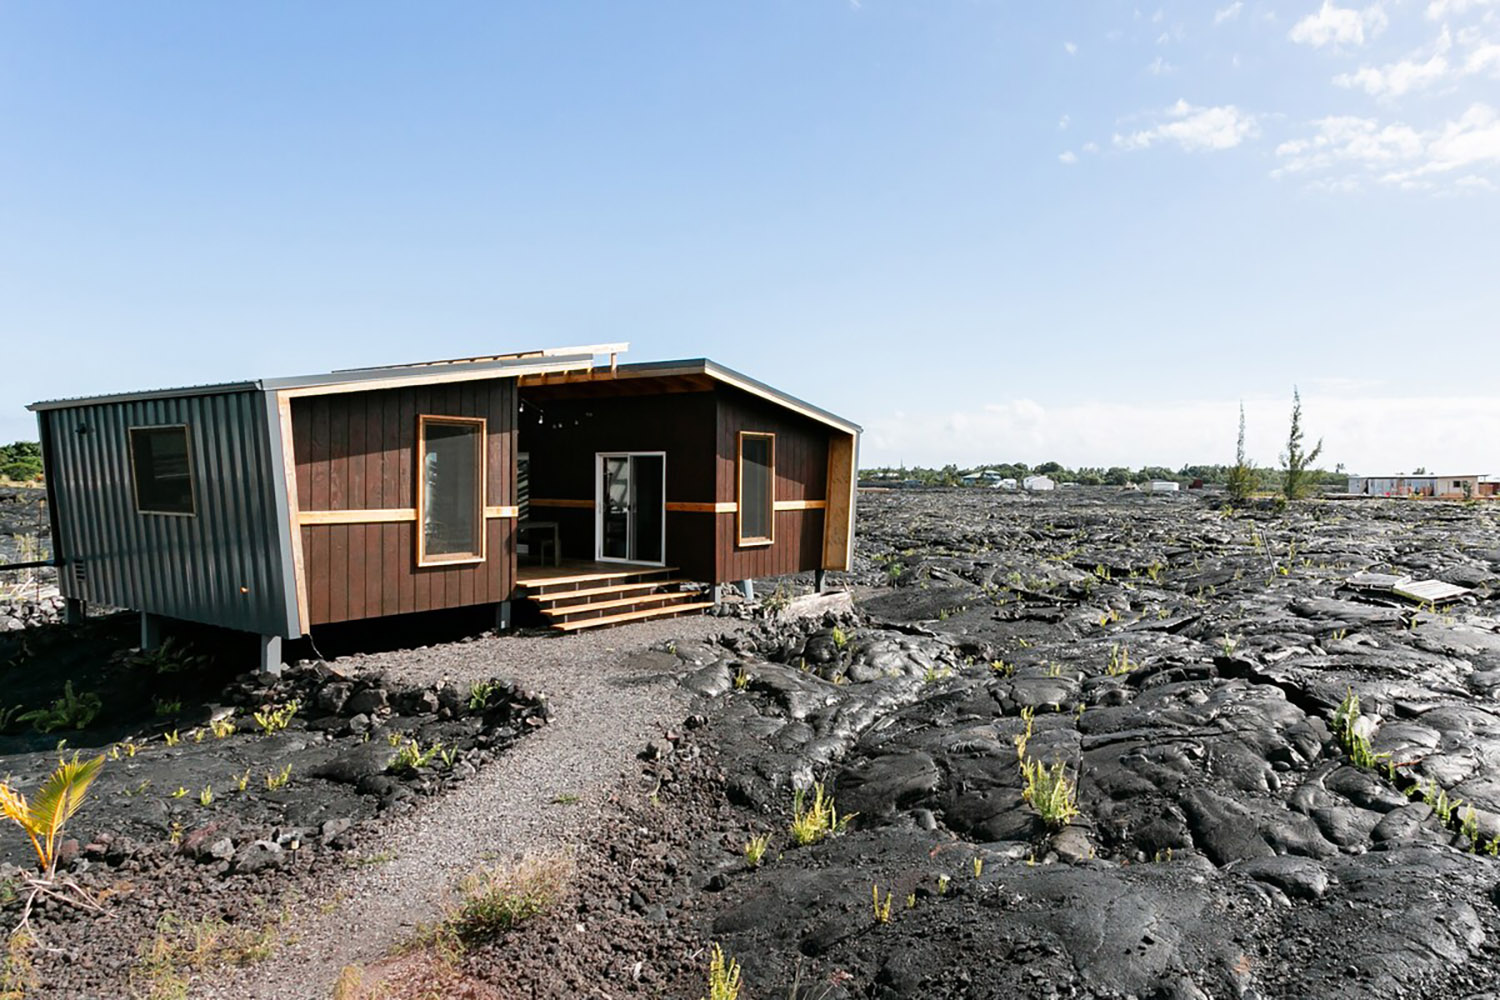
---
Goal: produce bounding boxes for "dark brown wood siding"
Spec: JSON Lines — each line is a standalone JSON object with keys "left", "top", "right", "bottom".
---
{"left": 518, "top": 389, "right": 717, "bottom": 581}
{"left": 715, "top": 386, "right": 830, "bottom": 582}
{"left": 291, "top": 379, "right": 515, "bottom": 626}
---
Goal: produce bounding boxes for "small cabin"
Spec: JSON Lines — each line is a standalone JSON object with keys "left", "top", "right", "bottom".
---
{"left": 28, "top": 345, "right": 860, "bottom": 670}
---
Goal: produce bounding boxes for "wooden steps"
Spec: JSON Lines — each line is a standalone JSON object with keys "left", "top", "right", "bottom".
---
{"left": 516, "top": 564, "right": 712, "bottom": 632}
{"left": 551, "top": 600, "right": 716, "bottom": 632}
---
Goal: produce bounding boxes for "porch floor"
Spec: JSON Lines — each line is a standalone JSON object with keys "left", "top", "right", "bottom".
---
{"left": 516, "top": 559, "right": 681, "bottom": 588}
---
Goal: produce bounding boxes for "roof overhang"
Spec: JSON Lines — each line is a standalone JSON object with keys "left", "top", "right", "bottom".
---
{"left": 519, "top": 358, "right": 861, "bottom": 436}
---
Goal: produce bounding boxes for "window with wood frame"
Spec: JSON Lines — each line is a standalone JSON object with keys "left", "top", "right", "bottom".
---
{"left": 417, "top": 415, "right": 486, "bottom": 566}
{"left": 737, "top": 431, "right": 775, "bottom": 546}
{"left": 129, "top": 425, "right": 196, "bottom": 516}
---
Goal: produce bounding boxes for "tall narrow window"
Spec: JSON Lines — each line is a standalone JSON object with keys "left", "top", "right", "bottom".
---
{"left": 129, "top": 425, "right": 195, "bottom": 515}
{"left": 737, "top": 432, "right": 775, "bottom": 546}
{"left": 417, "top": 415, "right": 486, "bottom": 566}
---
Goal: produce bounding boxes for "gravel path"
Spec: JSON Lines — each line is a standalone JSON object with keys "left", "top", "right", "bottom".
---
{"left": 196, "top": 616, "right": 735, "bottom": 1000}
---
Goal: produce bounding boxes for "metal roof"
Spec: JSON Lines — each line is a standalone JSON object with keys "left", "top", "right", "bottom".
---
{"left": 27, "top": 350, "right": 605, "bottom": 412}
{"left": 27, "top": 345, "right": 862, "bottom": 435}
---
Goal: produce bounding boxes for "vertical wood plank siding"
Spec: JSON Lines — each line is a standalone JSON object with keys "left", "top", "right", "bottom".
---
{"left": 517, "top": 390, "right": 718, "bottom": 581}
{"left": 291, "top": 379, "right": 515, "bottom": 626}
{"left": 715, "top": 387, "right": 830, "bottom": 582}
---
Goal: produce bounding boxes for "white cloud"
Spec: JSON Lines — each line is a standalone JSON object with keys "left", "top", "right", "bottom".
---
{"left": 1083, "top": 141, "right": 1101, "bottom": 153}
{"left": 1116, "top": 100, "right": 1260, "bottom": 152}
{"left": 1336, "top": 51, "right": 1451, "bottom": 96}
{"left": 1427, "top": 0, "right": 1498, "bottom": 18}
{"left": 1147, "top": 55, "right": 1175, "bottom": 74}
{"left": 1059, "top": 150, "right": 1079, "bottom": 164}
{"left": 1216, "top": 2, "right": 1245, "bottom": 23}
{"left": 1276, "top": 104, "right": 1500, "bottom": 187}
{"left": 1064, "top": 41, "right": 1078, "bottom": 55}
{"left": 860, "top": 393, "right": 1500, "bottom": 473}
{"left": 1467, "top": 42, "right": 1500, "bottom": 73}
{"left": 1059, "top": 114, "right": 1071, "bottom": 130}
{"left": 1290, "top": 2, "right": 1389, "bottom": 48}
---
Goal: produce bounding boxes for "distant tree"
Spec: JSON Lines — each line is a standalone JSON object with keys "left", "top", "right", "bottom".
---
{"left": 1281, "top": 387, "right": 1324, "bottom": 500}
{"left": 1413, "top": 466, "right": 1428, "bottom": 475}
{"left": 1226, "top": 403, "right": 1256, "bottom": 502}
{"left": 1103, "top": 466, "right": 1133, "bottom": 486}
{"left": 1137, "top": 466, "right": 1176, "bottom": 483}
{"left": 1033, "top": 461, "right": 1063, "bottom": 476}
{"left": 0, "top": 441, "right": 43, "bottom": 483}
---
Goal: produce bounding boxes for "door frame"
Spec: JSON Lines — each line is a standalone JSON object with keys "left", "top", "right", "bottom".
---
{"left": 594, "top": 451, "right": 667, "bottom": 566}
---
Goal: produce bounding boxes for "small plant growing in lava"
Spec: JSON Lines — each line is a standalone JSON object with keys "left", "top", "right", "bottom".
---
{"left": 871, "top": 884, "right": 893, "bottom": 924}
{"left": 703, "top": 943, "right": 742, "bottom": 1000}
{"left": 743, "top": 833, "right": 770, "bottom": 868}
{"left": 789, "top": 782, "right": 853, "bottom": 846}
{"left": 1332, "top": 689, "right": 1388, "bottom": 771}
{"left": 1020, "top": 757, "right": 1080, "bottom": 829}
{"left": 1105, "top": 645, "right": 1135, "bottom": 677}
{"left": 0, "top": 753, "right": 107, "bottom": 935}
{"left": 253, "top": 701, "right": 298, "bottom": 735}
{"left": 17, "top": 682, "right": 102, "bottom": 734}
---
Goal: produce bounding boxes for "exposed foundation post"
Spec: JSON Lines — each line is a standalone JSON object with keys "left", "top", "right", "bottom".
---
{"left": 713, "top": 585, "right": 723, "bottom": 609}
{"left": 258, "top": 634, "right": 283, "bottom": 677}
{"left": 496, "top": 600, "right": 513, "bottom": 632}
{"left": 140, "top": 612, "right": 163, "bottom": 651}
{"left": 65, "top": 598, "right": 86, "bottom": 625}
{"left": 815, "top": 570, "right": 827, "bottom": 594}
{"left": 738, "top": 579, "right": 756, "bottom": 602}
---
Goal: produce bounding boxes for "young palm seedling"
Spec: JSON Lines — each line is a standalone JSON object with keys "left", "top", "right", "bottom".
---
{"left": 703, "top": 943, "right": 742, "bottom": 1000}
{"left": 0, "top": 753, "right": 107, "bottom": 938}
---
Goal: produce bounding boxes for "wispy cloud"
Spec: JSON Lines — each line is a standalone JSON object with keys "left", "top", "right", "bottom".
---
{"left": 1215, "top": 2, "right": 1245, "bottom": 23}
{"left": 1064, "top": 41, "right": 1078, "bottom": 55}
{"left": 1427, "top": 0, "right": 1499, "bottom": 19}
{"left": 1059, "top": 150, "right": 1079, "bottom": 165}
{"left": 1147, "top": 55, "right": 1176, "bottom": 74}
{"left": 1275, "top": 103, "right": 1500, "bottom": 188}
{"left": 1116, "top": 100, "right": 1260, "bottom": 152}
{"left": 1289, "top": 2, "right": 1389, "bottom": 48}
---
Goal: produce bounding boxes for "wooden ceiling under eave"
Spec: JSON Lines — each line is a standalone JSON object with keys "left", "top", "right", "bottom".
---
{"left": 517, "top": 371, "right": 717, "bottom": 402}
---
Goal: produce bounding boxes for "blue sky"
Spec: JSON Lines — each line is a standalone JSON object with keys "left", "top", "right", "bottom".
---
{"left": 2, "top": 1, "right": 1497, "bottom": 473}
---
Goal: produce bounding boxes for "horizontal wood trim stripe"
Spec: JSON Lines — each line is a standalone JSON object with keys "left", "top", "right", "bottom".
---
{"left": 664, "top": 500, "right": 828, "bottom": 514}
{"left": 665, "top": 501, "right": 738, "bottom": 513}
{"left": 774, "top": 499, "right": 827, "bottom": 511}
{"left": 300, "top": 505, "right": 519, "bottom": 525}
{"left": 299, "top": 508, "right": 416, "bottom": 525}
{"left": 530, "top": 498, "right": 596, "bottom": 509}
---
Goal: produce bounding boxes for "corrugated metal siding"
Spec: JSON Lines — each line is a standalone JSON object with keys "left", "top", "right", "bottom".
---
{"left": 41, "top": 390, "right": 293, "bottom": 636}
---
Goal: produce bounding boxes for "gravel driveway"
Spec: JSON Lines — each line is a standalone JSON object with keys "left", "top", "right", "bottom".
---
{"left": 196, "top": 616, "right": 735, "bottom": 1000}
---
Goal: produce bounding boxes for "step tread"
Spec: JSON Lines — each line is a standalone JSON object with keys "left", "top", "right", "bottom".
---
{"left": 533, "top": 579, "right": 695, "bottom": 604}
{"left": 551, "top": 601, "right": 716, "bottom": 632}
{"left": 520, "top": 566, "right": 678, "bottom": 590}
{"left": 541, "top": 591, "right": 702, "bottom": 618}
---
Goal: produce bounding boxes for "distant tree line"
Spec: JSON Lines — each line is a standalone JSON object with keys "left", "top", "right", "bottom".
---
{"left": 860, "top": 461, "right": 1345, "bottom": 489}
{"left": 867, "top": 390, "right": 1345, "bottom": 500}
{"left": 0, "top": 441, "right": 43, "bottom": 483}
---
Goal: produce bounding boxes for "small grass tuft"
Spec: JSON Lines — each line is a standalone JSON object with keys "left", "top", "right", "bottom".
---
{"left": 871, "top": 884, "right": 892, "bottom": 924}
{"left": 253, "top": 701, "right": 298, "bottom": 735}
{"left": 743, "top": 833, "right": 771, "bottom": 868}
{"left": 426, "top": 855, "right": 571, "bottom": 955}
{"left": 789, "top": 782, "right": 853, "bottom": 846}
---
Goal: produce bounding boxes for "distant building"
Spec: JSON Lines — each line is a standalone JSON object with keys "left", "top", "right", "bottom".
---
{"left": 1347, "top": 474, "right": 1490, "bottom": 498}
{"left": 998, "top": 478, "right": 1018, "bottom": 490}
{"left": 1023, "top": 475, "right": 1055, "bottom": 492}
{"left": 1146, "top": 481, "right": 1179, "bottom": 493}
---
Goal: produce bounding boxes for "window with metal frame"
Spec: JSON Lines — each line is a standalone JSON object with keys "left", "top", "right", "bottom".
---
{"left": 417, "top": 415, "right": 487, "bottom": 566}
{"left": 737, "top": 431, "right": 775, "bottom": 546}
{"left": 129, "top": 425, "right": 196, "bottom": 516}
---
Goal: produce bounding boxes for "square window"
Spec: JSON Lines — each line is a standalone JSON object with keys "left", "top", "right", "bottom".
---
{"left": 129, "top": 426, "right": 195, "bottom": 515}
